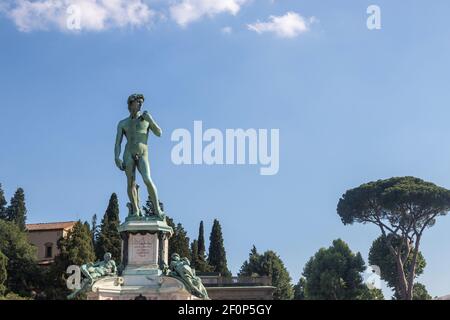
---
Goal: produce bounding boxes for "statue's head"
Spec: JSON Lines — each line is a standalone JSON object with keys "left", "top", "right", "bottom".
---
{"left": 127, "top": 93, "right": 145, "bottom": 115}
{"left": 171, "top": 253, "right": 180, "bottom": 261}
{"left": 104, "top": 252, "right": 112, "bottom": 261}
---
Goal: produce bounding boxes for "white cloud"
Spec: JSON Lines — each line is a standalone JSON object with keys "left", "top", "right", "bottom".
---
{"left": 247, "top": 11, "right": 316, "bottom": 38}
{"left": 221, "top": 26, "right": 232, "bottom": 34}
{"left": 170, "top": 0, "right": 247, "bottom": 27}
{"left": 0, "top": 0, "right": 155, "bottom": 32}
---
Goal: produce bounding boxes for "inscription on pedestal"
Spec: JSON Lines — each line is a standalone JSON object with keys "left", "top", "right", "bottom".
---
{"left": 128, "top": 233, "right": 158, "bottom": 265}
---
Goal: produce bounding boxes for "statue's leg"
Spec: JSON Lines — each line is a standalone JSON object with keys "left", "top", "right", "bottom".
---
{"left": 137, "top": 156, "right": 163, "bottom": 216}
{"left": 136, "top": 184, "right": 141, "bottom": 216}
{"left": 81, "top": 265, "right": 94, "bottom": 285}
{"left": 125, "top": 157, "right": 140, "bottom": 216}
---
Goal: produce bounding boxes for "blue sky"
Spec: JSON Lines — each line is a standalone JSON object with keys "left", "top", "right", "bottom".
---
{"left": 1, "top": 0, "right": 450, "bottom": 298}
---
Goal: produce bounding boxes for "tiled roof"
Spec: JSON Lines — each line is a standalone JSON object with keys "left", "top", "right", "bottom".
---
{"left": 26, "top": 221, "right": 77, "bottom": 231}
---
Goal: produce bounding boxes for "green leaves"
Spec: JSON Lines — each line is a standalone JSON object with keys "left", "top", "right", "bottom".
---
{"left": 337, "top": 176, "right": 450, "bottom": 299}
{"left": 368, "top": 234, "right": 426, "bottom": 295}
{"left": 47, "top": 221, "right": 96, "bottom": 299}
{"left": 0, "top": 184, "right": 7, "bottom": 220}
{"left": 208, "top": 219, "right": 231, "bottom": 277}
{"left": 57, "top": 221, "right": 96, "bottom": 267}
{"left": 166, "top": 216, "right": 191, "bottom": 261}
{"left": 302, "top": 239, "right": 368, "bottom": 300}
{"left": 412, "top": 283, "right": 432, "bottom": 300}
{"left": 95, "top": 193, "right": 121, "bottom": 263}
{"left": 190, "top": 223, "right": 213, "bottom": 273}
{"left": 239, "top": 246, "right": 294, "bottom": 300}
{"left": 337, "top": 176, "right": 450, "bottom": 228}
{"left": 0, "top": 250, "right": 7, "bottom": 296}
{"left": 0, "top": 220, "right": 38, "bottom": 297}
{"left": 5, "top": 188, "right": 27, "bottom": 231}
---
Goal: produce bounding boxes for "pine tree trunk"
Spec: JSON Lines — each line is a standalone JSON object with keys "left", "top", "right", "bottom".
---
{"left": 395, "top": 256, "right": 409, "bottom": 300}
{"left": 406, "top": 236, "right": 421, "bottom": 300}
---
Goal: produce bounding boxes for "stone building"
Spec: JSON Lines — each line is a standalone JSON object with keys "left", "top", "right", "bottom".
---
{"left": 26, "top": 221, "right": 76, "bottom": 266}
{"left": 198, "top": 273, "right": 275, "bottom": 300}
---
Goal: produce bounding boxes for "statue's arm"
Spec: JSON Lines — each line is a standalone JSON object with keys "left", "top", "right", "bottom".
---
{"left": 143, "top": 111, "right": 162, "bottom": 137}
{"left": 110, "top": 261, "right": 117, "bottom": 275}
{"left": 114, "top": 123, "right": 125, "bottom": 170}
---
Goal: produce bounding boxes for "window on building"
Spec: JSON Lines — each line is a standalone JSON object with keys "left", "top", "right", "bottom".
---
{"left": 45, "top": 243, "right": 53, "bottom": 258}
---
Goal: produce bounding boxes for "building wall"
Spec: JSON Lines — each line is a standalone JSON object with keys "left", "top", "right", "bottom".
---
{"left": 28, "top": 230, "right": 64, "bottom": 262}
{"left": 199, "top": 275, "right": 275, "bottom": 300}
{"left": 206, "top": 287, "right": 275, "bottom": 300}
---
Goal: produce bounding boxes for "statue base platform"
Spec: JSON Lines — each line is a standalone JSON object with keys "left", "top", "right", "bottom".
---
{"left": 90, "top": 216, "right": 199, "bottom": 300}
{"left": 78, "top": 215, "right": 208, "bottom": 300}
{"left": 86, "top": 276, "right": 200, "bottom": 300}
{"left": 118, "top": 217, "right": 172, "bottom": 276}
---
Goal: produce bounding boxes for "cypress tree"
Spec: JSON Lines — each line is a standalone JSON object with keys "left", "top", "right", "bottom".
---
{"left": 166, "top": 216, "right": 175, "bottom": 229}
{"left": 0, "top": 250, "right": 7, "bottom": 296}
{"left": 173, "top": 223, "right": 191, "bottom": 260}
{"left": 239, "top": 246, "right": 294, "bottom": 300}
{"left": 166, "top": 216, "right": 191, "bottom": 260}
{"left": 0, "top": 220, "right": 39, "bottom": 297}
{"left": 208, "top": 219, "right": 231, "bottom": 277}
{"left": 190, "top": 240, "right": 200, "bottom": 269}
{"left": 57, "top": 221, "right": 96, "bottom": 267}
{"left": 95, "top": 194, "right": 121, "bottom": 263}
{"left": 91, "top": 214, "right": 98, "bottom": 247}
{"left": 198, "top": 221, "right": 206, "bottom": 258}
{"left": 0, "top": 184, "right": 7, "bottom": 220}
{"left": 294, "top": 277, "right": 307, "bottom": 300}
{"left": 6, "top": 188, "right": 27, "bottom": 231}
{"left": 48, "top": 221, "right": 96, "bottom": 299}
{"left": 193, "top": 221, "right": 213, "bottom": 273}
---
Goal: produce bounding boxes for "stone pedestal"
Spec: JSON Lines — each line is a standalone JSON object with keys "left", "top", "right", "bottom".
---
{"left": 87, "top": 216, "right": 200, "bottom": 300}
{"left": 87, "top": 276, "right": 200, "bottom": 300}
{"left": 119, "top": 218, "right": 172, "bottom": 276}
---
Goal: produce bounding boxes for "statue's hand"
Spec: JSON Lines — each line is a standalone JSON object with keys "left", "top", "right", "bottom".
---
{"left": 142, "top": 111, "right": 162, "bottom": 137}
{"left": 115, "top": 158, "right": 125, "bottom": 171}
{"left": 141, "top": 111, "right": 151, "bottom": 122}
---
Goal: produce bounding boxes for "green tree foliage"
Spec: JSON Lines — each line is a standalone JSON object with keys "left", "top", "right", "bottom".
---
{"left": 6, "top": 188, "right": 27, "bottom": 231}
{"left": 358, "top": 287, "right": 385, "bottom": 300}
{"left": 95, "top": 194, "right": 121, "bottom": 263}
{"left": 412, "top": 283, "right": 432, "bottom": 300}
{"left": 293, "top": 277, "right": 306, "bottom": 300}
{"left": 208, "top": 219, "right": 231, "bottom": 277}
{"left": 337, "top": 177, "right": 450, "bottom": 300}
{"left": 47, "top": 221, "right": 96, "bottom": 299}
{"left": 0, "top": 250, "right": 7, "bottom": 296}
{"left": 369, "top": 234, "right": 426, "bottom": 298}
{"left": 91, "top": 213, "right": 98, "bottom": 247}
{"left": 166, "top": 216, "right": 175, "bottom": 245}
{"left": 0, "top": 220, "right": 39, "bottom": 297}
{"left": 198, "top": 221, "right": 206, "bottom": 259}
{"left": 0, "top": 183, "right": 7, "bottom": 220}
{"left": 0, "top": 292, "right": 32, "bottom": 300}
{"left": 166, "top": 216, "right": 191, "bottom": 260}
{"left": 191, "top": 221, "right": 213, "bottom": 273}
{"left": 57, "top": 220, "right": 95, "bottom": 266}
{"left": 190, "top": 240, "right": 200, "bottom": 269}
{"left": 239, "top": 246, "right": 294, "bottom": 300}
{"left": 239, "top": 245, "right": 258, "bottom": 277}
{"left": 302, "top": 239, "right": 370, "bottom": 300}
